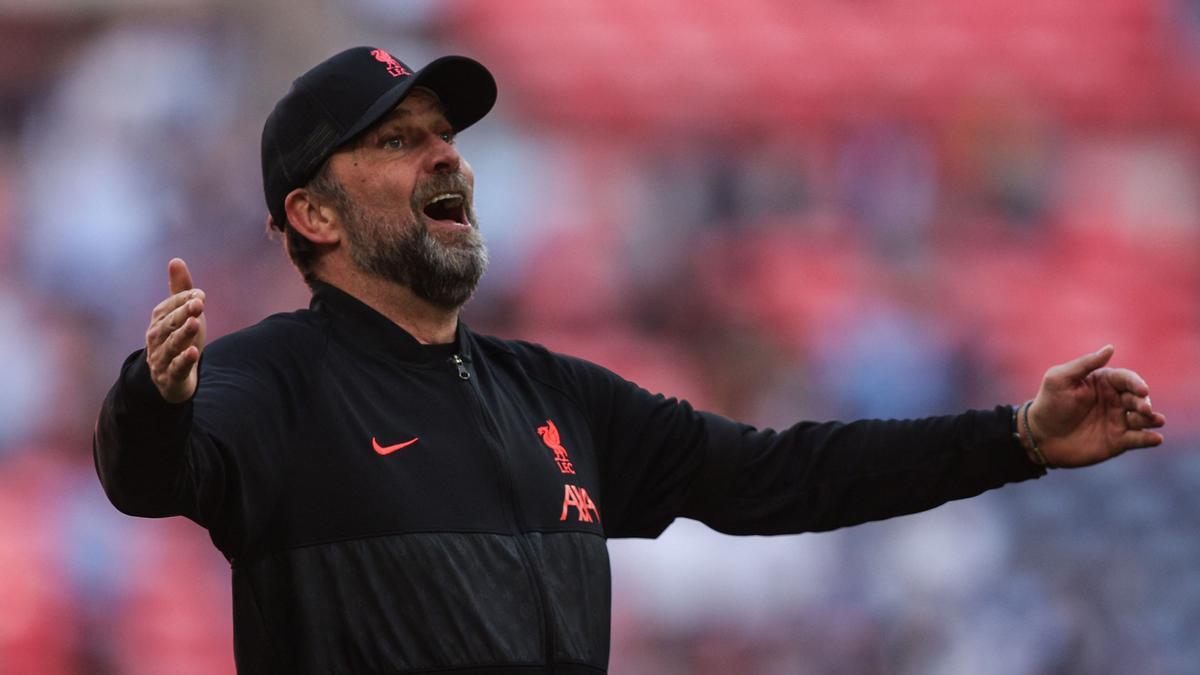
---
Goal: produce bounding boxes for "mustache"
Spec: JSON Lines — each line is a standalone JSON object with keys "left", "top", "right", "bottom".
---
{"left": 411, "top": 172, "right": 473, "bottom": 210}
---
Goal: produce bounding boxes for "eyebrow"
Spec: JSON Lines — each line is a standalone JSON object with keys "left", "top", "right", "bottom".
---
{"left": 361, "top": 98, "right": 451, "bottom": 146}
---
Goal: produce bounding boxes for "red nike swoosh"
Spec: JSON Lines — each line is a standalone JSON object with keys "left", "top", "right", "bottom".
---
{"left": 372, "top": 436, "right": 419, "bottom": 455}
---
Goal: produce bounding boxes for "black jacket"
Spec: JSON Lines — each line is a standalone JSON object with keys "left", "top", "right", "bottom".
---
{"left": 94, "top": 282, "right": 1043, "bottom": 673}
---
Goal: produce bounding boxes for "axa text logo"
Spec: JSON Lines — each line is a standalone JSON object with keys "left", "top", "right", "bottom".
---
{"left": 560, "top": 484, "right": 600, "bottom": 523}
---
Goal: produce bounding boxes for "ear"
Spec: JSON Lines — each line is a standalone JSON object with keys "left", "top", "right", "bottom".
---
{"left": 283, "top": 187, "right": 342, "bottom": 246}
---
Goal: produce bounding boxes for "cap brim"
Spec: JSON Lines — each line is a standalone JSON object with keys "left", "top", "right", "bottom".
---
{"left": 336, "top": 55, "right": 497, "bottom": 147}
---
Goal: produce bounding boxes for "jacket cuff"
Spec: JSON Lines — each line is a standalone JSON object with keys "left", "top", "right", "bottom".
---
{"left": 988, "top": 404, "right": 1048, "bottom": 480}
{"left": 118, "top": 349, "right": 193, "bottom": 428}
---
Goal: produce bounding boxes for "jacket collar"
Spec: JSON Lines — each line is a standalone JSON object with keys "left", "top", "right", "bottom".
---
{"left": 308, "top": 281, "right": 471, "bottom": 365}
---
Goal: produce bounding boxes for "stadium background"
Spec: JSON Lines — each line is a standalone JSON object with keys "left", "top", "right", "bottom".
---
{"left": 1, "top": 0, "right": 1199, "bottom": 672}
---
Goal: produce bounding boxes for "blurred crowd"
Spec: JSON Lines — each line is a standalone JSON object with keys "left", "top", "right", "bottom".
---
{"left": 1, "top": 0, "right": 1198, "bottom": 673}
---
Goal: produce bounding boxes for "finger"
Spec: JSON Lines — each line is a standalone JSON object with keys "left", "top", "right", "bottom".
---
{"left": 149, "top": 321, "right": 195, "bottom": 376}
{"left": 1049, "top": 344, "right": 1114, "bottom": 383}
{"left": 168, "top": 258, "right": 194, "bottom": 295}
{"left": 147, "top": 296, "right": 205, "bottom": 349}
{"left": 1103, "top": 368, "right": 1150, "bottom": 397}
{"left": 167, "top": 344, "right": 200, "bottom": 381}
{"left": 161, "top": 316, "right": 201, "bottom": 362}
{"left": 148, "top": 305, "right": 202, "bottom": 365}
{"left": 151, "top": 288, "right": 205, "bottom": 322}
{"left": 160, "top": 297, "right": 206, "bottom": 334}
{"left": 1120, "top": 429, "right": 1164, "bottom": 451}
{"left": 1119, "top": 391, "right": 1140, "bottom": 411}
{"left": 1118, "top": 391, "right": 1155, "bottom": 415}
{"left": 1124, "top": 411, "right": 1158, "bottom": 430}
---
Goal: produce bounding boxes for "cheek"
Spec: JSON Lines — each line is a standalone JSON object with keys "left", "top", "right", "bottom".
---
{"left": 355, "top": 173, "right": 419, "bottom": 211}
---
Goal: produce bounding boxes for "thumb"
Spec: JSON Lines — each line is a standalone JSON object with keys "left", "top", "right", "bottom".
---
{"left": 168, "top": 258, "right": 194, "bottom": 295}
{"left": 1050, "top": 344, "right": 1114, "bottom": 383}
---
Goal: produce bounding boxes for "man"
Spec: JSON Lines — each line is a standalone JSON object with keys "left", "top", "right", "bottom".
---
{"left": 94, "top": 47, "right": 1166, "bottom": 674}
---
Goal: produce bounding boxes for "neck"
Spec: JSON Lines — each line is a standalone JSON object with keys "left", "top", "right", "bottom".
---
{"left": 319, "top": 266, "right": 460, "bottom": 345}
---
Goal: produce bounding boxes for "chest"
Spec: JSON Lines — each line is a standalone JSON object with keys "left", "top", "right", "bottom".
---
{"left": 277, "top": 350, "right": 603, "bottom": 544}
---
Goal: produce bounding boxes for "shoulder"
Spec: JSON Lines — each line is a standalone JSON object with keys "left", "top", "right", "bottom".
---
{"left": 204, "top": 307, "right": 329, "bottom": 370}
{"left": 470, "top": 331, "right": 625, "bottom": 393}
{"left": 474, "top": 332, "right": 568, "bottom": 371}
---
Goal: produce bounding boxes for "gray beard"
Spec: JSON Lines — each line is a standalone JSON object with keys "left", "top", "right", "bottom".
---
{"left": 341, "top": 198, "right": 488, "bottom": 310}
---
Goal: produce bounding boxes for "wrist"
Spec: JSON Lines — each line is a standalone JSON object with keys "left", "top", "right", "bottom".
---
{"left": 1013, "top": 400, "right": 1051, "bottom": 468}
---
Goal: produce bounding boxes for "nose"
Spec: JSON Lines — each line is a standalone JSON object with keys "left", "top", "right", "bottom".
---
{"left": 427, "top": 135, "right": 462, "bottom": 175}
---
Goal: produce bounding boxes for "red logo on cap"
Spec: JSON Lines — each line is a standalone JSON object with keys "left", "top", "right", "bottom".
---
{"left": 371, "top": 49, "right": 410, "bottom": 78}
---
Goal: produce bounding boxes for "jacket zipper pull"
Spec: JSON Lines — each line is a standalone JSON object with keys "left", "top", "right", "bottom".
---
{"left": 452, "top": 354, "right": 470, "bottom": 380}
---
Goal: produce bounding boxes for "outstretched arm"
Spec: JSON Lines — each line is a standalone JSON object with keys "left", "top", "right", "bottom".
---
{"left": 96, "top": 259, "right": 299, "bottom": 542}
{"left": 579, "top": 346, "right": 1166, "bottom": 538}
{"left": 566, "top": 354, "right": 1042, "bottom": 538}
{"left": 1021, "top": 345, "right": 1165, "bottom": 468}
{"left": 95, "top": 258, "right": 211, "bottom": 517}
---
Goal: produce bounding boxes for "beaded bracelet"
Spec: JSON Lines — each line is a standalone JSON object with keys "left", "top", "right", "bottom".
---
{"left": 1020, "top": 400, "right": 1051, "bottom": 468}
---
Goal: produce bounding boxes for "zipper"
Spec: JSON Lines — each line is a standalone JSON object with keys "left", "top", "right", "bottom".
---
{"left": 452, "top": 354, "right": 470, "bottom": 380}
{"left": 450, "top": 353, "right": 555, "bottom": 666}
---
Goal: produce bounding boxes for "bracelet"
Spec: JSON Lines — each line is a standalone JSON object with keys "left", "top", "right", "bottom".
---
{"left": 1020, "top": 400, "right": 1051, "bottom": 468}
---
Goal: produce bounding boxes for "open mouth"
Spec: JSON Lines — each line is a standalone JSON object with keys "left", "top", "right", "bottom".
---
{"left": 422, "top": 192, "right": 468, "bottom": 226}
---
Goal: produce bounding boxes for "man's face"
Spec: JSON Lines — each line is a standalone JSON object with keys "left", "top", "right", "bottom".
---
{"left": 325, "top": 89, "right": 487, "bottom": 309}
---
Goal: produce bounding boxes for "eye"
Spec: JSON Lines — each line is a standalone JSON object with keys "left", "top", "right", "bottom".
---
{"left": 383, "top": 136, "right": 406, "bottom": 150}
{"left": 439, "top": 131, "right": 456, "bottom": 144}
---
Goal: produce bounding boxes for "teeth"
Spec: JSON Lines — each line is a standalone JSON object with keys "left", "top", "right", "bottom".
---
{"left": 427, "top": 192, "right": 462, "bottom": 206}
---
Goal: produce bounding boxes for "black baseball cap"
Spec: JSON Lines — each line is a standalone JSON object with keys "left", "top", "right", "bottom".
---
{"left": 261, "top": 46, "right": 497, "bottom": 230}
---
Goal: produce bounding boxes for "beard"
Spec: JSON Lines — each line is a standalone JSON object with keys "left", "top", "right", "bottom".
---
{"left": 338, "top": 174, "right": 488, "bottom": 310}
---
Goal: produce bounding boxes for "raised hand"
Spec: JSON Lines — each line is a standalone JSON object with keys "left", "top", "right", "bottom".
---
{"left": 1024, "top": 345, "right": 1165, "bottom": 468}
{"left": 145, "top": 258, "right": 207, "bottom": 403}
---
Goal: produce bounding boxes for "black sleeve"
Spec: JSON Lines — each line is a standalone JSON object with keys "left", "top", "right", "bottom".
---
{"left": 93, "top": 324, "right": 307, "bottom": 543}
{"left": 564, "top": 357, "right": 1045, "bottom": 538}
{"left": 94, "top": 350, "right": 201, "bottom": 519}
